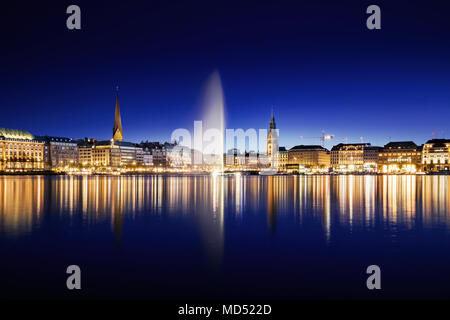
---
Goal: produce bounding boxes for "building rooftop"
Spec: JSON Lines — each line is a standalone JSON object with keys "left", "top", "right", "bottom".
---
{"left": 384, "top": 141, "right": 418, "bottom": 149}
{"left": 331, "top": 143, "right": 371, "bottom": 151}
{"left": 139, "top": 141, "right": 176, "bottom": 150}
{"left": 95, "top": 140, "right": 138, "bottom": 148}
{"left": 36, "top": 136, "right": 75, "bottom": 143}
{"left": 289, "top": 145, "right": 328, "bottom": 151}
{"left": 424, "top": 139, "right": 450, "bottom": 147}
{"left": 0, "top": 128, "right": 34, "bottom": 140}
{"left": 365, "top": 146, "right": 383, "bottom": 151}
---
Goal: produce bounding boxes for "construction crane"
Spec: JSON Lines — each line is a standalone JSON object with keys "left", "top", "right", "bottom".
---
{"left": 432, "top": 130, "right": 446, "bottom": 138}
{"left": 299, "top": 130, "right": 335, "bottom": 147}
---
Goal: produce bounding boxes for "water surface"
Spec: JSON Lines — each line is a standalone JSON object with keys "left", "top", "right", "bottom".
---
{"left": 0, "top": 175, "right": 449, "bottom": 299}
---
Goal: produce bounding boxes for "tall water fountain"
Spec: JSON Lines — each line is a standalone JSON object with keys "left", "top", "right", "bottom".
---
{"left": 198, "top": 72, "right": 226, "bottom": 267}
{"left": 201, "top": 71, "right": 225, "bottom": 172}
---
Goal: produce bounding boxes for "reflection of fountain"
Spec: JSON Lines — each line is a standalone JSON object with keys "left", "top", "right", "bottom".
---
{"left": 202, "top": 71, "right": 225, "bottom": 173}
{"left": 190, "top": 175, "right": 225, "bottom": 270}
{"left": 112, "top": 178, "right": 124, "bottom": 247}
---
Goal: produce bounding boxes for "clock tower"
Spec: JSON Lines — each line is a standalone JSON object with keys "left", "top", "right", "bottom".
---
{"left": 267, "top": 111, "right": 278, "bottom": 166}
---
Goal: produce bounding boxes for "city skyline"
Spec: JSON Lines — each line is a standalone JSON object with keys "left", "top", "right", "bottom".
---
{"left": 2, "top": 82, "right": 449, "bottom": 151}
{"left": 1, "top": 95, "right": 449, "bottom": 174}
{"left": 3, "top": 0, "right": 450, "bottom": 306}
{"left": 2, "top": 96, "right": 448, "bottom": 153}
{"left": 1, "top": 1, "right": 450, "bottom": 148}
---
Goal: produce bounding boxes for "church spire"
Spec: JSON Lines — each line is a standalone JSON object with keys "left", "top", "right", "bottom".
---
{"left": 113, "top": 87, "right": 123, "bottom": 141}
{"left": 269, "top": 107, "right": 276, "bottom": 130}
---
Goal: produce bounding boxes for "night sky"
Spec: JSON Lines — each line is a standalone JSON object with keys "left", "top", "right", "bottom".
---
{"left": 1, "top": 0, "right": 450, "bottom": 149}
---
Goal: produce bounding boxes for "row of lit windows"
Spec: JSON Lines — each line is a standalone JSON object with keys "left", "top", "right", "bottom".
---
{"left": 3, "top": 155, "right": 42, "bottom": 160}
{"left": 380, "top": 153, "right": 420, "bottom": 156}
{"left": 3, "top": 151, "right": 42, "bottom": 156}
{"left": 1, "top": 144, "right": 42, "bottom": 150}
{"left": 424, "top": 144, "right": 450, "bottom": 148}
{"left": 424, "top": 159, "right": 449, "bottom": 164}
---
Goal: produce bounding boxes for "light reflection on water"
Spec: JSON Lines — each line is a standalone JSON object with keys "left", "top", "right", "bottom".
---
{"left": 1, "top": 174, "right": 450, "bottom": 299}
{"left": 1, "top": 175, "right": 449, "bottom": 238}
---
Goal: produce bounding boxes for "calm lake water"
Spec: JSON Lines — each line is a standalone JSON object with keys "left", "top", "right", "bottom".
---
{"left": 1, "top": 174, "right": 450, "bottom": 299}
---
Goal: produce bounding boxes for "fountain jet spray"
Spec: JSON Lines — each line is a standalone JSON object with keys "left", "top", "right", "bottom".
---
{"left": 201, "top": 71, "right": 225, "bottom": 171}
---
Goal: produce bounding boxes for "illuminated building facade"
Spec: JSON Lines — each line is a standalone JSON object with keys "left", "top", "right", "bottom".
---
{"left": 287, "top": 145, "right": 330, "bottom": 173}
{"left": 331, "top": 143, "right": 381, "bottom": 172}
{"left": 0, "top": 128, "right": 45, "bottom": 170}
{"left": 78, "top": 138, "right": 95, "bottom": 165}
{"left": 38, "top": 136, "right": 78, "bottom": 167}
{"left": 224, "top": 149, "right": 264, "bottom": 170}
{"left": 168, "top": 146, "right": 193, "bottom": 168}
{"left": 154, "top": 146, "right": 173, "bottom": 166}
{"left": 152, "top": 148, "right": 169, "bottom": 167}
{"left": 378, "top": 141, "right": 422, "bottom": 173}
{"left": 224, "top": 149, "right": 243, "bottom": 169}
{"left": 422, "top": 139, "right": 450, "bottom": 172}
{"left": 138, "top": 142, "right": 176, "bottom": 167}
{"left": 274, "top": 147, "right": 288, "bottom": 172}
{"left": 246, "top": 151, "right": 261, "bottom": 168}
{"left": 91, "top": 142, "right": 111, "bottom": 166}
{"left": 86, "top": 140, "right": 143, "bottom": 167}
{"left": 142, "top": 150, "right": 153, "bottom": 166}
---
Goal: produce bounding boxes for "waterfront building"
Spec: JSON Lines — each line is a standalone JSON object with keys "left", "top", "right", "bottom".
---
{"left": 151, "top": 147, "right": 169, "bottom": 167}
{"left": 287, "top": 145, "right": 330, "bottom": 173}
{"left": 91, "top": 142, "right": 111, "bottom": 166}
{"left": 364, "top": 146, "right": 382, "bottom": 166}
{"left": 37, "top": 136, "right": 78, "bottom": 168}
{"left": 139, "top": 141, "right": 176, "bottom": 167}
{"left": 274, "top": 147, "right": 288, "bottom": 172}
{"left": 246, "top": 151, "right": 261, "bottom": 168}
{"left": 92, "top": 140, "right": 142, "bottom": 167}
{"left": 422, "top": 139, "right": 450, "bottom": 172}
{"left": 168, "top": 145, "right": 193, "bottom": 168}
{"left": 223, "top": 149, "right": 266, "bottom": 170}
{"left": 267, "top": 112, "right": 278, "bottom": 166}
{"left": 378, "top": 141, "right": 422, "bottom": 173}
{"left": 136, "top": 148, "right": 144, "bottom": 165}
{"left": 224, "top": 148, "right": 244, "bottom": 169}
{"left": 142, "top": 149, "right": 153, "bottom": 166}
{"left": 77, "top": 138, "right": 95, "bottom": 166}
{"left": 331, "top": 143, "right": 381, "bottom": 172}
{"left": 0, "top": 128, "right": 45, "bottom": 170}
{"left": 78, "top": 146, "right": 93, "bottom": 166}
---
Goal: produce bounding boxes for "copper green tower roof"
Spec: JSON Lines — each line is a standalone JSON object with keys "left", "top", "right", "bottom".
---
{"left": 0, "top": 128, "right": 34, "bottom": 140}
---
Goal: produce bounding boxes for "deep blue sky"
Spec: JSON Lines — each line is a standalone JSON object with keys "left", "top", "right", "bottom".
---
{"left": 1, "top": 0, "right": 450, "bottom": 149}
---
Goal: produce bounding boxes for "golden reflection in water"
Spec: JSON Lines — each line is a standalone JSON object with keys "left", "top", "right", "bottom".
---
{"left": 0, "top": 175, "right": 450, "bottom": 243}
{"left": 0, "top": 176, "right": 45, "bottom": 236}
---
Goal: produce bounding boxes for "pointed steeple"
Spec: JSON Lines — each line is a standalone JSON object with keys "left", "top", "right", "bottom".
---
{"left": 113, "top": 87, "right": 123, "bottom": 141}
{"left": 269, "top": 107, "right": 276, "bottom": 130}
